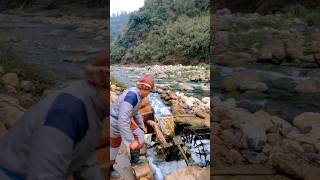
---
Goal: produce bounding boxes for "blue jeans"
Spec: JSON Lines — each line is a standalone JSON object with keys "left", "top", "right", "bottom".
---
{"left": 0, "top": 165, "right": 23, "bottom": 180}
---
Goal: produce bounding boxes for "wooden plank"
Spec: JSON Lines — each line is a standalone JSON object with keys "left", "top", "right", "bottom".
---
{"left": 173, "top": 137, "right": 190, "bottom": 166}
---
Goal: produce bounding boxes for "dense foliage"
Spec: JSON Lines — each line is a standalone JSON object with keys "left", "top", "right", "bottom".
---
{"left": 215, "top": 0, "right": 320, "bottom": 13}
{"left": 111, "top": 0, "right": 210, "bottom": 65}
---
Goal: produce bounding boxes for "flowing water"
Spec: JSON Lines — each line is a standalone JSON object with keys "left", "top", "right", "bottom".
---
{"left": 111, "top": 65, "right": 210, "bottom": 99}
{"left": 0, "top": 14, "right": 106, "bottom": 87}
{"left": 111, "top": 65, "right": 210, "bottom": 179}
{"left": 214, "top": 64, "right": 320, "bottom": 121}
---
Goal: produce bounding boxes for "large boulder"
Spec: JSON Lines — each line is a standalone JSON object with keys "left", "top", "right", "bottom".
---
{"left": 240, "top": 123, "right": 267, "bottom": 151}
{"left": 293, "top": 112, "right": 320, "bottom": 129}
{"left": 1, "top": 73, "right": 19, "bottom": 87}
{"left": 236, "top": 110, "right": 274, "bottom": 151}
{"left": 271, "top": 153, "right": 320, "bottom": 180}
{"left": 294, "top": 80, "right": 320, "bottom": 93}
{"left": 221, "top": 70, "right": 258, "bottom": 91}
{"left": 238, "top": 80, "right": 268, "bottom": 92}
{"left": 225, "top": 149, "right": 244, "bottom": 164}
{"left": 179, "top": 84, "right": 194, "bottom": 91}
{"left": 166, "top": 166, "right": 210, "bottom": 180}
{"left": 284, "top": 40, "right": 304, "bottom": 61}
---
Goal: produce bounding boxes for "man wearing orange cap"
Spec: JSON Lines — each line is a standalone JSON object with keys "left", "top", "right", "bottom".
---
{"left": 110, "top": 75, "right": 155, "bottom": 178}
{"left": 0, "top": 49, "right": 109, "bottom": 180}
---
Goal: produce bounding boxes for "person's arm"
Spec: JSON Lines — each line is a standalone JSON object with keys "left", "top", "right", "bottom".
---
{"left": 27, "top": 93, "right": 90, "bottom": 180}
{"left": 27, "top": 111, "right": 76, "bottom": 180}
{"left": 134, "top": 111, "right": 145, "bottom": 130}
{"left": 73, "top": 153, "right": 103, "bottom": 180}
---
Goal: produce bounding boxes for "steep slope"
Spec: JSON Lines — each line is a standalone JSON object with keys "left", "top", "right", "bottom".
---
{"left": 111, "top": 0, "right": 209, "bottom": 65}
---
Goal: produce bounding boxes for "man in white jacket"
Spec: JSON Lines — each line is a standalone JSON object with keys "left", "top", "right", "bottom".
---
{"left": 110, "top": 75, "right": 155, "bottom": 178}
{"left": 0, "top": 49, "right": 109, "bottom": 180}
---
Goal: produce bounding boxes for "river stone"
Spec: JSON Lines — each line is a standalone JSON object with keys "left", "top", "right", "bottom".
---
{"left": 217, "top": 52, "right": 255, "bottom": 66}
{"left": 0, "top": 105, "right": 24, "bottom": 129}
{"left": 295, "top": 126, "right": 320, "bottom": 145}
{"left": 221, "top": 70, "right": 258, "bottom": 91}
{"left": 166, "top": 166, "right": 210, "bottom": 180}
{"left": 1, "top": 73, "right": 19, "bottom": 87}
{"left": 225, "top": 149, "right": 243, "bottom": 164}
{"left": 238, "top": 80, "right": 268, "bottom": 92}
{"left": 240, "top": 122, "right": 266, "bottom": 151}
{"left": 220, "top": 98, "right": 237, "bottom": 109}
{"left": 294, "top": 80, "right": 320, "bottom": 93}
{"left": 271, "top": 153, "right": 320, "bottom": 180}
{"left": 258, "top": 45, "right": 273, "bottom": 61}
{"left": 253, "top": 111, "right": 274, "bottom": 131}
{"left": 270, "top": 115, "right": 292, "bottom": 136}
{"left": 221, "top": 120, "right": 233, "bottom": 129}
{"left": 302, "top": 54, "right": 315, "bottom": 63}
{"left": 5, "top": 85, "right": 17, "bottom": 94}
{"left": 241, "top": 150, "right": 267, "bottom": 164}
{"left": 169, "top": 93, "right": 178, "bottom": 100}
{"left": 284, "top": 40, "right": 304, "bottom": 61}
{"left": 195, "top": 111, "right": 206, "bottom": 119}
{"left": 267, "top": 133, "right": 282, "bottom": 147}
{"left": 21, "top": 81, "right": 35, "bottom": 92}
{"left": 201, "top": 85, "right": 210, "bottom": 92}
{"left": 0, "top": 94, "right": 20, "bottom": 106}
{"left": 302, "top": 144, "right": 316, "bottom": 154}
{"left": 262, "top": 143, "right": 272, "bottom": 155}
{"left": 293, "top": 112, "right": 320, "bottom": 129}
{"left": 281, "top": 139, "right": 304, "bottom": 153}
{"left": 179, "top": 84, "right": 193, "bottom": 91}
{"left": 201, "top": 97, "right": 210, "bottom": 104}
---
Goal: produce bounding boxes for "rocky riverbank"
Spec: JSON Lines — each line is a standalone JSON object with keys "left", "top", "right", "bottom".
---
{"left": 213, "top": 8, "right": 320, "bottom": 122}
{"left": 213, "top": 96, "right": 320, "bottom": 179}
{"left": 0, "top": 63, "right": 54, "bottom": 136}
{"left": 213, "top": 7, "right": 320, "bottom": 179}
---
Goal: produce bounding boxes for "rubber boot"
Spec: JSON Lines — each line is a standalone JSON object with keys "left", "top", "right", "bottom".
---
{"left": 110, "top": 165, "right": 120, "bottom": 178}
{"left": 130, "top": 149, "right": 144, "bottom": 165}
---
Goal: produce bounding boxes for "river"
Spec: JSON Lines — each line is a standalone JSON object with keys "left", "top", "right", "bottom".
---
{"left": 214, "top": 63, "right": 320, "bottom": 121}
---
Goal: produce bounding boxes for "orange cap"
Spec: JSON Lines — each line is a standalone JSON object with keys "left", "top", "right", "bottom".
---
{"left": 137, "top": 75, "right": 155, "bottom": 90}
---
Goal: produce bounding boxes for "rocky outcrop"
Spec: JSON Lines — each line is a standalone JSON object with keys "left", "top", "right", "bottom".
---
{"left": 213, "top": 97, "right": 320, "bottom": 178}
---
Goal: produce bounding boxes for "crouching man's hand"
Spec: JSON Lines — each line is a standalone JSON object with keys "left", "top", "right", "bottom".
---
{"left": 143, "top": 127, "right": 147, "bottom": 134}
{"left": 130, "top": 140, "right": 140, "bottom": 150}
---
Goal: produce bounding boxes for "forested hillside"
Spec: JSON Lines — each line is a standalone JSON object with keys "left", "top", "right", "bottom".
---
{"left": 110, "top": 12, "right": 130, "bottom": 43}
{"left": 111, "top": 0, "right": 210, "bottom": 65}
